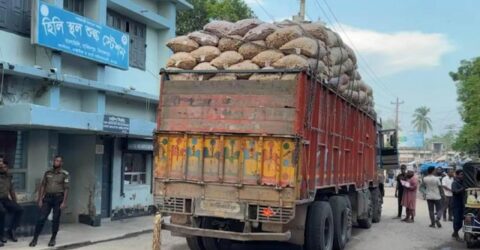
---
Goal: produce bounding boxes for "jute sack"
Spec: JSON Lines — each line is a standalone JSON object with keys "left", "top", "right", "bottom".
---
{"left": 324, "top": 29, "right": 343, "bottom": 47}
{"left": 266, "top": 26, "right": 303, "bottom": 49}
{"left": 193, "top": 63, "right": 217, "bottom": 80}
{"left": 188, "top": 31, "right": 219, "bottom": 46}
{"left": 190, "top": 46, "right": 221, "bottom": 63}
{"left": 330, "top": 58, "right": 355, "bottom": 77}
{"left": 210, "top": 51, "right": 244, "bottom": 69}
{"left": 325, "top": 47, "right": 349, "bottom": 65}
{"left": 210, "top": 73, "right": 237, "bottom": 81}
{"left": 251, "top": 50, "right": 284, "bottom": 67}
{"left": 301, "top": 22, "right": 328, "bottom": 41}
{"left": 218, "top": 35, "right": 243, "bottom": 52}
{"left": 358, "top": 81, "right": 373, "bottom": 96}
{"left": 328, "top": 74, "right": 350, "bottom": 87}
{"left": 280, "top": 37, "right": 327, "bottom": 58}
{"left": 238, "top": 40, "right": 266, "bottom": 60}
{"left": 243, "top": 23, "right": 278, "bottom": 41}
{"left": 229, "top": 19, "right": 263, "bottom": 36}
{"left": 228, "top": 60, "right": 260, "bottom": 79}
{"left": 166, "top": 67, "right": 197, "bottom": 81}
{"left": 307, "top": 59, "right": 328, "bottom": 74}
{"left": 166, "top": 36, "right": 199, "bottom": 53}
{"left": 204, "top": 20, "right": 234, "bottom": 37}
{"left": 249, "top": 67, "right": 281, "bottom": 81}
{"left": 344, "top": 44, "right": 357, "bottom": 65}
{"left": 351, "top": 70, "right": 362, "bottom": 80}
{"left": 281, "top": 74, "right": 298, "bottom": 80}
{"left": 272, "top": 54, "right": 309, "bottom": 69}
{"left": 166, "top": 52, "right": 197, "bottom": 69}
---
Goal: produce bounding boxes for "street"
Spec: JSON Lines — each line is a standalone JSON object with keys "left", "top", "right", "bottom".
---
{"left": 73, "top": 187, "right": 469, "bottom": 250}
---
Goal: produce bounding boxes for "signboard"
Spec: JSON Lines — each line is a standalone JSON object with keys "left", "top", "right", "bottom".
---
{"left": 103, "top": 115, "right": 130, "bottom": 134}
{"left": 127, "top": 139, "right": 153, "bottom": 151}
{"left": 398, "top": 132, "right": 424, "bottom": 148}
{"left": 32, "top": 0, "right": 129, "bottom": 69}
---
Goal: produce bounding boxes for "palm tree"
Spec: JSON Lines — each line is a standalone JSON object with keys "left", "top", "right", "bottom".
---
{"left": 411, "top": 106, "right": 433, "bottom": 134}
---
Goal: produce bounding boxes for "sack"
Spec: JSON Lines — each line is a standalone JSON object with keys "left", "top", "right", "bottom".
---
{"left": 190, "top": 46, "right": 221, "bottom": 63}
{"left": 166, "top": 52, "right": 197, "bottom": 69}
{"left": 251, "top": 50, "right": 284, "bottom": 67}
{"left": 243, "top": 23, "right": 278, "bottom": 41}
{"left": 328, "top": 74, "right": 350, "bottom": 87}
{"left": 210, "top": 51, "right": 244, "bottom": 69}
{"left": 249, "top": 67, "right": 281, "bottom": 80}
{"left": 203, "top": 20, "right": 234, "bottom": 37}
{"left": 280, "top": 37, "right": 327, "bottom": 58}
{"left": 351, "top": 70, "right": 362, "bottom": 80}
{"left": 228, "top": 60, "right": 260, "bottom": 79}
{"left": 166, "top": 67, "right": 197, "bottom": 81}
{"left": 193, "top": 63, "right": 217, "bottom": 80}
{"left": 272, "top": 54, "right": 309, "bottom": 69}
{"left": 281, "top": 74, "right": 298, "bottom": 80}
{"left": 307, "top": 59, "right": 328, "bottom": 74}
{"left": 229, "top": 19, "right": 263, "bottom": 36}
{"left": 188, "top": 31, "right": 219, "bottom": 46}
{"left": 330, "top": 58, "right": 355, "bottom": 77}
{"left": 324, "top": 29, "right": 343, "bottom": 47}
{"left": 301, "top": 22, "right": 328, "bottom": 41}
{"left": 218, "top": 35, "right": 243, "bottom": 52}
{"left": 210, "top": 73, "right": 237, "bottom": 81}
{"left": 266, "top": 26, "right": 303, "bottom": 49}
{"left": 238, "top": 40, "right": 266, "bottom": 60}
{"left": 325, "top": 47, "right": 349, "bottom": 65}
{"left": 166, "top": 36, "right": 199, "bottom": 53}
{"left": 358, "top": 81, "right": 373, "bottom": 96}
{"left": 344, "top": 44, "right": 357, "bottom": 65}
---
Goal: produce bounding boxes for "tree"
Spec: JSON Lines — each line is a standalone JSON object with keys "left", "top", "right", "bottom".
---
{"left": 176, "top": 0, "right": 256, "bottom": 36}
{"left": 411, "top": 106, "right": 433, "bottom": 134}
{"left": 450, "top": 58, "right": 480, "bottom": 155}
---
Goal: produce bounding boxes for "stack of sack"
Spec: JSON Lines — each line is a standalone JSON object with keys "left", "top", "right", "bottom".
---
{"left": 165, "top": 19, "right": 375, "bottom": 116}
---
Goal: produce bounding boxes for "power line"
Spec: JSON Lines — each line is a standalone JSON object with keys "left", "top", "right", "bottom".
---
{"left": 253, "top": 0, "right": 275, "bottom": 22}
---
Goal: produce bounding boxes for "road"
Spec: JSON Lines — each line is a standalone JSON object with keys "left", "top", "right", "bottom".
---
{"left": 74, "top": 187, "right": 470, "bottom": 250}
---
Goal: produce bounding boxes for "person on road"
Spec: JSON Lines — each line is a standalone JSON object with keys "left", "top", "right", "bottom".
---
{"left": 442, "top": 170, "right": 454, "bottom": 222}
{"left": 395, "top": 165, "right": 407, "bottom": 219}
{"left": 29, "top": 156, "right": 69, "bottom": 247}
{"left": 401, "top": 166, "right": 417, "bottom": 223}
{"left": 424, "top": 167, "right": 443, "bottom": 228}
{"left": 451, "top": 169, "right": 465, "bottom": 241}
{"left": 0, "top": 161, "right": 23, "bottom": 246}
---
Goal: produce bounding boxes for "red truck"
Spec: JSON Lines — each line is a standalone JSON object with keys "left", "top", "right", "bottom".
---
{"left": 154, "top": 69, "right": 398, "bottom": 250}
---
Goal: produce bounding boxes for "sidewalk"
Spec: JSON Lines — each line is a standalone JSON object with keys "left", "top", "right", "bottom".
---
{"left": 7, "top": 216, "right": 154, "bottom": 250}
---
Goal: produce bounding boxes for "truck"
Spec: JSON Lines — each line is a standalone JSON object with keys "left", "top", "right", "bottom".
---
{"left": 153, "top": 69, "right": 398, "bottom": 250}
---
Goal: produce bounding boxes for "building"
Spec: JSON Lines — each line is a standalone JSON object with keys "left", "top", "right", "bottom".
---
{"left": 0, "top": 0, "right": 191, "bottom": 232}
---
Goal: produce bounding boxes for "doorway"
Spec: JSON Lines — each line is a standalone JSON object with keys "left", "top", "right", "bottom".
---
{"left": 101, "top": 138, "right": 113, "bottom": 218}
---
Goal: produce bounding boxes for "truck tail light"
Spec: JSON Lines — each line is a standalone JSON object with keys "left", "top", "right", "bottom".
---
{"left": 261, "top": 207, "right": 276, "bottom": 217}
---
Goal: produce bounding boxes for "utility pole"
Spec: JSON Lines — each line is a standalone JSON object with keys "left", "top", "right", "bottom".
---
{"left": 391, "top": 97, "right": 404, "bottom": 131}
{"left": 293, "top": 0, "right": 306, "bottom": 22}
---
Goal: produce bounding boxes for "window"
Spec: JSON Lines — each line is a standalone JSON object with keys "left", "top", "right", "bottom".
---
{"left": 0, "top": 0, "right": 32, "bottom": 36}
{"left": 0, "top": 131, "right": 27, "bottom": 191}
{"left": 123, "top": 152, "right": 147, "bottom": 185}
{"left": 64, "top": 0, "right": 84, "bottom": 16}
{"left": 107, "top": 10, "right": 146, "bottom": 70}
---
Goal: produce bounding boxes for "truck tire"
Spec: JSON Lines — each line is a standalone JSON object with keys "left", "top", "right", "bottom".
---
{"left": 371, "top": 188, "right": 382, "bottom": 223}
{"left": 344, "top": 196, "right": 353, "bottom": 241}
{"left": 329, "top": 196, "right": 349, "bottom": 250}
{"left": 187, "top": 237, "right": 206, "bottom": 250}
{"left": 305, "top": 201, "right": 334, "bottom": 250}
{"left": 357, "top": 190, "right": 373, "bottom": 229}
{"left": 201, "top": 218, "right": 232, "bottom": 250}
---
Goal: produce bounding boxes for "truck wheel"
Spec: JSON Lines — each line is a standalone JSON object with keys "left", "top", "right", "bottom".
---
{"left": 371, "top": 188, "right": 382, "bottom": 223}
{"left": 344, "top": 196, "right": 353, "bottom": 241}
{"left": 187, "top": 237, "right": 206, "bottom": 250}
{"left": 357, "top": 190, "right": 373, "bottom": 229}
{"left": 465, "top": 233, "right": 475, "bottom": 248}
{"left": 201, "top": 218, "right": 232, "bottom": 250}
{"left": 305, "top": 201, "right": 334, "bottom": 250}
{"left": 329, "top": 196, "right": 349, "bottom": 250}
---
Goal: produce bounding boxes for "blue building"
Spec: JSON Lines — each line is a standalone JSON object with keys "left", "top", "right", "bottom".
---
{"left": 0, "top": 0, "right": 190, "bottom": 229}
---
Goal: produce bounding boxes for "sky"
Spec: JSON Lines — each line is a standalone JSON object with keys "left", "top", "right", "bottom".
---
{"left": 243, "top": 0, "right": 480, "bottom": 136}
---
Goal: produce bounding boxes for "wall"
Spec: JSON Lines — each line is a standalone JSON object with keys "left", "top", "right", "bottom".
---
{"left": 110, "top": 138, "right": 153, "bottom": 218}
{"left": 105, "top": 95, "right": 155, "bottom": 121}
{"left": 58, "top": 134, "right": 101, "bottom": 223}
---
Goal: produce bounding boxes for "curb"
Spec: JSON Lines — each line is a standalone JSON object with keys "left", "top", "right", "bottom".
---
{"left": 51, "top": 229, "right": 153, "bottom": 250}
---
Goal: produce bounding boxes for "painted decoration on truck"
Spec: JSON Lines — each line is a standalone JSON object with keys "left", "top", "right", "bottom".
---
{"left": 203, "top": 137, "right": 223, "bottom": 182}
{"left": 31, "top": 0, "right": 129, "bottom": 69}
{"left": 242, "top": 138, "right": 262, "bottom": 185}
{"left": 186, "top": 136, "right": 203, "bottom": 180}
{"left": 262, "top": 140, "right": 281, "bottom": 185}
{"left": 280, "top": 141, "right": 296, "bottom": 187}
{"left": 224, "top": 139, "right": 241, "bottom": 183}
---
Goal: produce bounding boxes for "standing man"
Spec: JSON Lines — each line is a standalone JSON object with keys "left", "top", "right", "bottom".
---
{"left": 442, "top": 169, "right": 454, "bottom": 222}
{"left": 29, "top": 156, "right": 69, "bottom": 247}
{"left": 394, "top": 165, "right": 407, "bottom": 219}
{"left": 0, "top": 161, "right": 23, "bottom": 246}
{"left": 451, "top": 169, "right": 465, "bottom": 240}
{"left": 423, "top": 167, "right": 443, "bottom": 228}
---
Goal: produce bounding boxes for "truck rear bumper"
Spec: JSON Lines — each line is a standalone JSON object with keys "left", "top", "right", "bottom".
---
{"left": 162, "top": 223, "right": 291, "bottom": 242}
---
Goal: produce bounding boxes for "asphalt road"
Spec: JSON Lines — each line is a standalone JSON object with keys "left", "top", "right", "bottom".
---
{"left": 74, "top": 187, "right": 471, "bottom": 250}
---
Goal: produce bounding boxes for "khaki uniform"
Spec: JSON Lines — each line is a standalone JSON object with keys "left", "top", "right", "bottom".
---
{"left": 0, "top": 172, "right": 23, "bottom": 238}
{"left": 42, "top": 169, "right": 70, "bottom": 194}
{"left": 0, "top": 173, "right": 12, "bottom": 199}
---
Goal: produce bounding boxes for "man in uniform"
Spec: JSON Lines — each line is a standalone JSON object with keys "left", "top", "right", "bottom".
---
{"left": 0, "top": 161, "right": 23, "bottom": 246}
{"left": 29, "top": 156, "right": 69, "bottom": 247}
